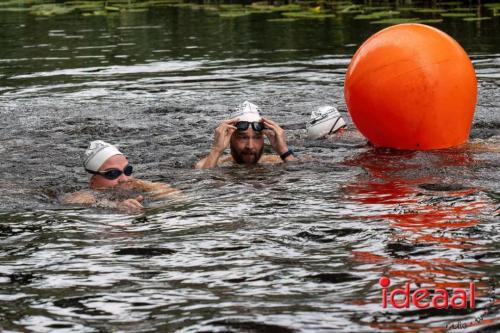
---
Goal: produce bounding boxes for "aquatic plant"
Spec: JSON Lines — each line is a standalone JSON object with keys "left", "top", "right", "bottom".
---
{"left": 218, "top": 11, "right": 251, "bottom": 18}
{"left": 354, "top": 11, "right": 400, "bottom": 20}
{"left": 0, "top": 0, "right": 496, "bottom": 22}
{"left": 250, "top": 3, "right": 302, "bottom": 12}
{"left": 282, "top": 11, "right": 335, "bottom": 19}
{"left": 462, "top": 16, "right": 491, "bottom": 21}
{"left": 267, "top": 18, "right": 297, "bottom": 22}
{"left": 30, "top": 3, "right": 75, "bottom": 16}
{"left": 441, "top": 12, "right": 476, "bottom": 17}
{"left": 370, "top": 18, "right": 443, "bottom": 24}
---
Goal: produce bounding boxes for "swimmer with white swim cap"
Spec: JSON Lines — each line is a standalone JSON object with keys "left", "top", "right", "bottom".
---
{"left": 64, "top": 140, "right": 178, "bottom": 213}
{"left": 195, "top": 101, "right": 296, "bottom": 169}
{"left": 306, "top": 105, "right": 369, "bottom": 146}
{"left": 307, "top": 105, "right": 346, "bottom": 140}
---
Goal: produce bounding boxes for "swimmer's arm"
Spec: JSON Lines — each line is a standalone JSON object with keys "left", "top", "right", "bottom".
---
{"left": 64, "top": 191, "right": 121, "bottom": 209}
{"left": 63, "top": 191, "right": 117, "bottom": 208}
{"left": 63, "top": 190, "right": 97, "bottom": 205}
{"left": 195, "top": 148, "right": 225, "bottom": 169}
{"left": 63, "top": 190, "right": 142, "bottom": 211}
{"left": 196, "top": 119, "right": 238, "bottom": 169}
{"left": 127, "top": 178, "right": 180, "bottom": 199}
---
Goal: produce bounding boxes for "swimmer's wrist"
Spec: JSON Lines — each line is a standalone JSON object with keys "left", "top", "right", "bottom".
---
{"left": 280, "top": 149, "right": 295, "bottom": 161}
{"left": 276, "top": 144, "right": 289, "bottom": 155}
{"left": 211, "top": 146, "right": 225, "bottom": 156}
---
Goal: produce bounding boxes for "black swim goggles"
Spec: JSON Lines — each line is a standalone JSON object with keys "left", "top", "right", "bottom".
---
{"left": 86, "top": 164, "right": 133, "bottom": 180}
{"left": 235, "top": 121, "right": 265, "bottom": 132}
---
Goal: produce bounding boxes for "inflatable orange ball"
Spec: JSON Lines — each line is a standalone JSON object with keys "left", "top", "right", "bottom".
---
{"left": 344, "top": 24, "right": 477, "bottom": 150}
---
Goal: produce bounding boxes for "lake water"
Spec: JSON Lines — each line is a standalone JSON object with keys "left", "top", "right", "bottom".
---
{"left": 0, "top": 5, "right": 499, "bottom": 333}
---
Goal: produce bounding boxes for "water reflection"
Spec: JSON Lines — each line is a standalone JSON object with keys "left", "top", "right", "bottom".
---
{"left": 344, "top": 149, "right": 497, "bottom": 331}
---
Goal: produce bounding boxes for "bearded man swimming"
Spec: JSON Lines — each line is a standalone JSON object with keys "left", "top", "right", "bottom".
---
{"left": 195, "top": 101, "right": 296, "bottom": 169}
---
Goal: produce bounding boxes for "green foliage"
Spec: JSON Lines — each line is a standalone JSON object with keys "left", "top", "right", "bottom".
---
{"left": 462, "top": 17, "right": 492, "bottom": 22}
{"left": 267, "top": 18, "right": 297, "bottom": 22}
{"left": 282, "top": 11, "right": 335, "bottom": 19}
{"left": 0, "top": 0, "right": 44, "bottom": 7}
{"left": 450, "top": 7, "right": 476, "bottom": 12}
{"left": 30, "top": 4, "right": 75, "bottom": 16}
{"left": 370, "top": 17, "right": 444, "bottom": 25}
{"left": 250, "top": 4, "right": 302, "bottom": 12}
{"left": 218, "top": 11, "right": 251, "bottom": 18}
{"left": 354, "top": 11, "right": 400, "bottom": 20}
{"left": 413, "top": 8, "right": 446, "bottom": 13}
{"left": 0, "top": 0, "right": 496, "bottom": 21}
{"left": 0, "top": 7, "right": 31, "bottom": 12}
{"left": 338, "top": 5, "right": 362, "bottom": 14}
{"left": 441, "top": 12, "right": 476, "bottom": 17}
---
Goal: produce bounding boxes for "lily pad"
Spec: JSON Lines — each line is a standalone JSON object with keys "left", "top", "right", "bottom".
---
{"left": 397, "top": 7, "right": 420, "bottom": 12}
{"left": 218, "top": 4, "right": 244, "bottom": 11}
{"left": 218, "top": 11, "right": 251, "bottom": 18}
{"left": 144, "top": 0, "right": 179, "bottom": 7}
{"left": 250, "top": 3, "right": 302, "bottom": 12}
{"left": 485, "top": 4, "right": 500, "bottom": 16}
{"left": 30, "top": 4, "right": 75, "bottom": 16}
{"left": 267, "top": 18, "right": 298, "bottom": 22}
{"left": 169, "top": 4, "right": 203, "bottom": 11}
{"left": 441, "top": 12, "right": 476, "bottom": 17}
{"left": 71, "top": 4, "right": 102, "bottom": 12}
{"left": 370, "top": 17, "right": 420, "bottom": 24}
{"left": 414, "top": 18, "right": 444, "bottom": 24}
{"left": 0, "top": 7, "right": 31, "bottom": 12}
{"left": 0, "top": 0, "right": 42, "bottom": 7}
{"left": 462, "top": 17, "right": 492, "bottom": 21}
{"left": 282, "top": 11, "right": 335, "bottom": 19}
{"left": 438, "top": 2, "right": 463, "bottom": 6}
{"left": 363, "top": 6, "right": 392, "bottom": 11}
{"left": 370, "top": 17, "right": 444, "bottom": 25}
{"left": 354, "top": 11, "right": 400, "bottom": 20}
{"left": 414, "top": 8, "right": 446, "bottom": 13}
{"left": 272, "top": 4, "right": 302, "bottom": 12}
{"left": 104, "top": 6, "right": 121, "bottom": 12}
{"left": 338, "top": 5, "right": 362, "bottom": 13}
{"left": 450, "top": 7, "right": 477, "bottom": 12}
{"left": 121, "top": 8, "right": 148, "bottom": 13}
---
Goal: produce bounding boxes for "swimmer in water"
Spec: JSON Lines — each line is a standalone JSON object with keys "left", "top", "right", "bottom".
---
{"left": 306, "top": 105, "right": 368, "bottom": 145}
{"left": 195, "top": 101, "right": 296, "bottom": 169}
{"left": 64, "top": 140, "right": 177, "bottom": 213}
{"left": 306, "top": 105, "right": 346, "bottom": 140}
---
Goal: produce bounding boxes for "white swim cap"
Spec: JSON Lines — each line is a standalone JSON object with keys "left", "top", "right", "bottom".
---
{"left": 83, "top": 140, "right": 123, "bottom": 172}
{"left": 230, "top": 101, "right": 262, "bottom": 122}
{"left": 307, "top": 105, "right": 346, "bottom": 140}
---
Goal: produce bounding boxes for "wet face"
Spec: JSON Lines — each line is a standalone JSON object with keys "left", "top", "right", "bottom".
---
{"left": 89, "top": 154, "right": 132, "bottom": 189}
{"left": 230, "top": 128, "right": 264, "bottom": 165}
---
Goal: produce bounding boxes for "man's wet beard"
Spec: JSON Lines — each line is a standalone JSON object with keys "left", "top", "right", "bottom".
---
{"left": 230, "top": 145, "right": 264, "bottom": 165}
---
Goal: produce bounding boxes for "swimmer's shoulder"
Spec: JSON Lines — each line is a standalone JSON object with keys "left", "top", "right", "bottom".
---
{"left": 63, "top": 190, "right": 97, "bottom": 205}
{"left": 260, "top": 154, "right": 283, "bottom": 164}
{"left": 217, "top": 154, "right": 287, "bottom": 166}
{"left": 128, "top": 178, "right": 181, "bottom": 199}
{"left": 218, "top": 155, "right": 235, "bottom": 166}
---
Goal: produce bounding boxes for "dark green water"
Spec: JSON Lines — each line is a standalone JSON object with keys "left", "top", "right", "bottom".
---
{"left": 0, "top": 5, "right": 499, "bottom": 333}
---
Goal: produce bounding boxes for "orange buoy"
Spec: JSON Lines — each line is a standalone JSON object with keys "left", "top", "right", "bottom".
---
{"left": 344, "top": 24, "right": 477, "bottom": 150}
